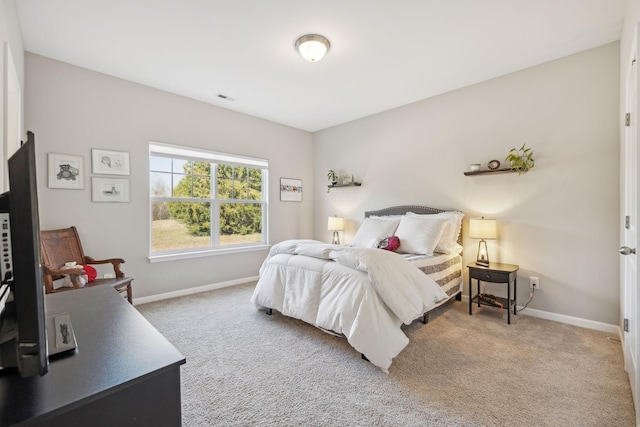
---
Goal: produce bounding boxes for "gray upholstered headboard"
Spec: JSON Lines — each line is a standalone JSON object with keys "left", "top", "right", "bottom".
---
{"left": 364, "top": 205, "right": 463, "bottom": 245}
{"left": 364, "top": 205, "right": 448, "bottom": 217}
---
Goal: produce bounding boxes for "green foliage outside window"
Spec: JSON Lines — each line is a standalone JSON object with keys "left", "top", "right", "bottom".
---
{"left": 166, "top": 161, "right": 263, "bottom": 237}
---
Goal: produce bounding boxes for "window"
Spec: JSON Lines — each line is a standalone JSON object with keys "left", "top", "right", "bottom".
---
{"left": 149, "top": 142, "right": 268, "bottom": 259}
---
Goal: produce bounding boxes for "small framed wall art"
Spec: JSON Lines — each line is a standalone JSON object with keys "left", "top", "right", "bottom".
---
{"left": 91, "top": 177, "right": 130, "bottom": 202}
{"left": 48, "top": 153, "right": 84, "bottom": 189}
{"left": 91, "top": 149, "right": 130, "bottom": 175}
{"left": 280, "top": 178, "right": 302, "bottom": 202}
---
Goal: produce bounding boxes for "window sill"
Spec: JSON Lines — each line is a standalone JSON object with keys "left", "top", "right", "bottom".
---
{"left": 148, "top": 244, "right": 270, "bottom": 263}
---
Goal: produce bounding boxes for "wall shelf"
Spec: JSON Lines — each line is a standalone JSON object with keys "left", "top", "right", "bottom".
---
{"left": 328, "top": 182, "right": 362, "bottom": 188}
{"left": 463, "top": 168, "right": 516, "bottom": 176}
{"left": 327, "top": 182, "right": 362, "bottom": 192}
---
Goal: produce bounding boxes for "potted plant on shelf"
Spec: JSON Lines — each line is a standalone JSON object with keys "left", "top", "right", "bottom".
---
{"left": 327, "top": 170, "right": 339, "bottom": 193}
{"left": 505, "top": 144, "right": 535, "bottom": 175}
{"left": 327, "top": 170, "right": 338, "bottom": 185}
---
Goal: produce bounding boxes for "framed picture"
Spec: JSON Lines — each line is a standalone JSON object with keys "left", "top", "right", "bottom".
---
{"left": 280, "top": 178, "right": 302, "bottom": 202}
{"left": 50, "top": 312, "right": 77, "bottom": 352}
{"left": 91, "top": 177, "right": 130, "bottom": 202}
{"left": 48, "top": 153, "right": 84, "bottom": 189}
{"left": 91, "top": 149, "right": 130, "bottom": 175}
{"left": 342, "top": 174, "right": 354, "bottom": 185}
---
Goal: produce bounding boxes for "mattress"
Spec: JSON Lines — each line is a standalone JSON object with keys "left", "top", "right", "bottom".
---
{"left": 404, "top": 252, "right": 463, "bottom": 299}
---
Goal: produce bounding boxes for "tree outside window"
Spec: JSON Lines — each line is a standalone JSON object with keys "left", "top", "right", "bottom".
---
{"left": 149, "top": 143, "right": 267, "bottom": 254}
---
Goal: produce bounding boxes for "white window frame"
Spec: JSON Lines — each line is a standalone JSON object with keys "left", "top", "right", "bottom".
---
{"left": 148, "top": 141, "right": 269, "bottom": 262}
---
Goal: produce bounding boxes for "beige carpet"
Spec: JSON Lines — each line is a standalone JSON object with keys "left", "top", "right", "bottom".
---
{"left": 137, "top": 282, "right": 635, "bottom": 426}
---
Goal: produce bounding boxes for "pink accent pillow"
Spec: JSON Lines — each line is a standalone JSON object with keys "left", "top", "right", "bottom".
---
{"left": 82, "top": 264, "right": 97, "bottom": 282}
{"left": 378, "top": 236, "right": 400, "bottom": 252}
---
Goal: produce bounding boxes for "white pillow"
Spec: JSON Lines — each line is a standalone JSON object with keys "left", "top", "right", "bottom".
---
{"left": 394, "top": 215, "right": 448, "bottom": 255}
{"left": 407, "top": 211, "right": 464, "bottom": 254}
{"left": 350, "top": 217, "right": 400, "bottom": 248}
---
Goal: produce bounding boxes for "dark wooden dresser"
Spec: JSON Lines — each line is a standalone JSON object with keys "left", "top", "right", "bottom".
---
{"left": 0, "top": 286, "right": 185, "bottom": 426}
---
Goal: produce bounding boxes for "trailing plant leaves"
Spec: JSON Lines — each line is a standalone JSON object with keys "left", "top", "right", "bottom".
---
{"left": 505, "top": 144, "right": 535, "bottom": 175}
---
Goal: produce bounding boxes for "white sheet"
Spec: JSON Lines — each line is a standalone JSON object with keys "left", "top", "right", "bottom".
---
{"left": 250, "top": 240, "right": 448, "bottom": 373}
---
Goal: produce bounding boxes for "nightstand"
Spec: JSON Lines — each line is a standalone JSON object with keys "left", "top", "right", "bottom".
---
{"left": 468, "top": 262, "right": 519, "bottom": 324}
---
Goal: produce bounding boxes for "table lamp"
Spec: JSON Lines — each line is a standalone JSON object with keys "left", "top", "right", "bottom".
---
{"left": 327, "top": 216, "right": 344, "bottom": 245}
{"left": 469, "top": 217, "right": 497, "bottom": 267}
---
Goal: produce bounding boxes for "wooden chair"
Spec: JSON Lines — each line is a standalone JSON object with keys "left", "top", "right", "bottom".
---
{"left": 40, "top": 226, "right": 133, "bottom": 304}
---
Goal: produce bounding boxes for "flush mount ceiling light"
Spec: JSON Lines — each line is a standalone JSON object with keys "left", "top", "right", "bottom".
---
{"left": 295, "top": 34, "right": 330, "bottom": 62}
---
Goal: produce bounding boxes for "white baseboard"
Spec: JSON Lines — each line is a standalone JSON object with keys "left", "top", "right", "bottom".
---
{"left": 134, "top": 276, "right": 259, "bottom": 306}
{"left": 518, "top": 306, "right": 621, "bottom": 336}
{"left": 461, "top": 295, "right": 621, "bottom": 335}
{"left": 136, "top": 284, "right": 621, "bottom": 336}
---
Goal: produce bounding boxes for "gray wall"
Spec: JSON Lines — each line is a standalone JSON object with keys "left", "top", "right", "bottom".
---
{"left": 12, "top": 4, "right": 623, "bottom": 326}
{"left": 313, "top": 43, "right": 620, "bottom": 325}
{"left": 25, "top": 53, "right": 314, "bottom": 299}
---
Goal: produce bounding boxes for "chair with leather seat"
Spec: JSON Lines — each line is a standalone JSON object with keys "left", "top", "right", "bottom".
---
{"left": 40, "top": 226, "right": 133, "bottom": 304}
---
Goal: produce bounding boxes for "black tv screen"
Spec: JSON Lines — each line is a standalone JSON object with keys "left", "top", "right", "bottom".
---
{"left": 0, "top": 131, "right": 48, "bottom": 377}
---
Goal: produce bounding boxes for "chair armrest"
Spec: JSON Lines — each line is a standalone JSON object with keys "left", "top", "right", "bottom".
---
{"left": 42, "top": 264, "right": 86, "bottom": 289}
{"left": 84, "top": 256, "right": 126, "bottom": 278}
{"left": 43, "top": 264, "right": 86, "bottom": 277}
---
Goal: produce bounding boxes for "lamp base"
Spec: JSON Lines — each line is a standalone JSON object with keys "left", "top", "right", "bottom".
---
{"left": 476, "top": 239, "right": 490, "bottom": 267}
{"left": 332, "top": 231, "right": 340, "bottom": 245}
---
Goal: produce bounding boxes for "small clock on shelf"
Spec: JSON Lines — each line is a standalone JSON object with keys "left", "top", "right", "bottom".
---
{"left": 487, "top": 160, "right": 501, "bottom": 170}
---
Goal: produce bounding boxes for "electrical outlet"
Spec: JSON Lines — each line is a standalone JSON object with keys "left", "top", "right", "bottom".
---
{"left": 530, "top": 276, "right": 540, "bottom": 290}
{"left": 104, "top": 273, "right": 114, "bottom": 279}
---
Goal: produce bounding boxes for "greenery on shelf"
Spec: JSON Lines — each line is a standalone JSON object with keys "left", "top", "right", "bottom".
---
{"left": 327, "top": 170, "right": 338, "bottom": 192}
{"left": 505, "top": 144, "right": 535, "bottom": 175}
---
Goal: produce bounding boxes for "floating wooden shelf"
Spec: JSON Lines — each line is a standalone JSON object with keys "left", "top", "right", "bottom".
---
{"left": 463, "top": 168, "right": 516, "bottom": 176}
{"left": 328, "top": 182, "right": 362, "bottom": 188}
{"left": 327, "top": 182, "right": 362, "bottom": 190}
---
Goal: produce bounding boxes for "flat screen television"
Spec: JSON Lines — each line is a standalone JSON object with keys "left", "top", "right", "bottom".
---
{"left": 0, "top": 131, "right": 48, "bottom": 377}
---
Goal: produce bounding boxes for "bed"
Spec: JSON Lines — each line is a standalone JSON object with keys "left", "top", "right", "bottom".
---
{"left": 250, "top": 205, "right": 463, "bottom": 373}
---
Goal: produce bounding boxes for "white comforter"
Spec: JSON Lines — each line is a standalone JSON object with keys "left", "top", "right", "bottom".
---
{"left": 250, "top": 240, "right": 448, "bottom": 373}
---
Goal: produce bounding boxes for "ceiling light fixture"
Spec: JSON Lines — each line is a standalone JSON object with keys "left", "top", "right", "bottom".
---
{"left": 295, "top": 34, "right": 330, "bottom": 62}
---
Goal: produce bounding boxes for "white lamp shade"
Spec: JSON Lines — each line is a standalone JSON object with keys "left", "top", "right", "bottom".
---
{"left": 295, "top": 35, "right": 330, "bottom": 62}
{"left": 327, "top": 216, "right": 344, "bottom": 231}
{"left": 469, "top": 218, "right": 497, "bottom": 239}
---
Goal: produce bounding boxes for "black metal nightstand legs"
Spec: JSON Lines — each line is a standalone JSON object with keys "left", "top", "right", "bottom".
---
{"left": 467, "top": 263, "right": 519, "bottom": 325}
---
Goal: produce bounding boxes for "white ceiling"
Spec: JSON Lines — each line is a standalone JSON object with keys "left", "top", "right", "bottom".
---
{"left": 15, "top": 0, "right": 625, "bottom": 132}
